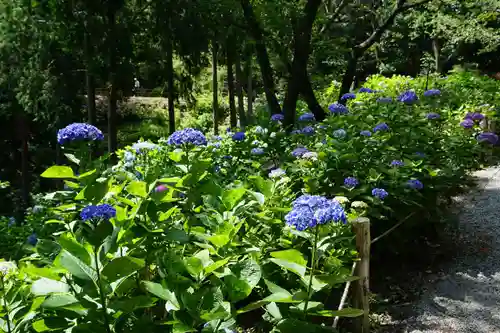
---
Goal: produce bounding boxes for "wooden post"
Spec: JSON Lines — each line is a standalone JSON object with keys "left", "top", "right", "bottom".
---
{"left": 352, "top": 217, "right": 370, "bottom": 333}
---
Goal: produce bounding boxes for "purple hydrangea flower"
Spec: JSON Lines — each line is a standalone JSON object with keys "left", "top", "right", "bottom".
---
{"left": 344, "top": 177, "right": 359, "bottom": 189}
{"left": 372, "top": 188, "right": 388, "bottom": 200}
{"left": 407, "top": 179, "right": 424, "bottom": 190}
{"left": 271, "top": 114, "right": 285, "bottom": 122}
{"left": 292, "top": 147, "right": 309, "bottom": 157}
{"left": 391, "top": 160, "right": 404, "bottom": 167}
{"left": 397, "top": 91, "right": 418, "bottom": 104}
{"left": 360, "top": 130, "right": 372, "bottom": 137}
{"left": 167, "top": 128, "right": 207, "bottom": 146}
{"left": 472, "top": 113, "right": 485, "bottom": 121}
{"left": 232, "top": 132, "right": 246, "bottom": 141}
{"left": 285, "top": 195, "right": 346, "bottom": 231}
{"left": 251, "top": 147, "right": 265, "bottom": 155}
{"left": 460, "top": 119, "right": 474, "bottom": 128}
{"left": 426, "top": 113, "right": 441, "bottom": 120}
{"left": 359, "top": 87, "right": 374, "bottom": 93}
{"left": 423, "top": 89, "right": 441, "bottom": 97}
{"left": 155, "top": 185, "right": 168, "bottom": 193}
{"left": 377, "top": 97, "right": 393, "bottom": 103}
{"left": 373, "top": 122, "right": 390, "bottom": 132}
{"left": 57, "top": 123, "right": 104, "bottom": 145}
{"left": 477, "top": 132, "right": 499, "bottom": 145}
{"left": 298, "top": 113, "right": 315, "bottom": 122}
{"left": 27, "top": 233, "right": 38, "bottom": 246}
{"left": 328, "top": 103, "right": 349, "bottom": 115}
{"left": 301, "top": 126, "right": 315, "bottom": 135}
{"left": 340, "top": 93, "right": 356, "bottom": 101}
{"left": 80, "top": 204, "right": 116, "bottom": 221}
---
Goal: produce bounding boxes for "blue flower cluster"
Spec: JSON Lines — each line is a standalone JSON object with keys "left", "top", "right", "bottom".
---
{"left": 397, "top": 91, "right": 418, "bottom": 104}
{"left": 377, "top": 97, "right": 393, "bottom": 103}
{"left": 285, "top": 195, "right": 346, "bottom": 231}
{"left": 80, "top": 204, "right": 116, "bottom": 221}
{"left": 328, "top": 103, "right": 349, "bottom": 114}
{"left": 271, "top": 114, "right": 285, "bottom": 122}
{"left": 132, "top": 141, "right": 160, "bottom": 152}
{"left": 465, "top": 112, "right": 484, "bottom": 121}
{"left": 426, "top": 113, "right": 441, "bottom": 120}
{"left": 301, "top": 126, "right": 315, "bottom": 135}
{"left": 391, "top": 160, "right": 404, "bottom": 167}
{"left": 373, "top": 122, "right": 390, "bottom": 132}
{"left": 298, "top": 113, "right": 315, "bottom": 122}
{"left": 424, "top": 89, "right": 441, "bottom": 97}
{"left": 292, "top": 147, "right": 309, "bottom": 157}
{"left": 360, "top": 130, "right": 372, "bottom": 137}
{"left": 232, "top": 132, "right": 246, "bottom": 141}
{"left": 460, "top": 119, "right": 474, "bottom": 128}
{"left": 372, "top": 188, "right": 388, "bottom": 200}
{"left": 359, "top": 87, "right": 375, "bottom": 93}
{"left": 167, "top": 128, "right": 207, "bottom": 146}
{"left": 333, "top": 129, "right": 347, "bottom": 139}
{"left": 344, "top": 177, "right": 359, "bottom": 189}
{"left": 57, "top": 123, "right": 104, "bottom": 145}
{"left": 407, "top": 179, "right": 424, "bottom": 190}
{"left": 251, "top": 147, "right": 265, "bottom": 155}
{"left": 27, "top": 233, "right": 38, "bottom": 246}
{"left": 340, "top": 93, "right": 356, "bottom": 101}
{"left": 477, "top": 132, "right": 499, "bottom": 145}
{"left": 269, "top": 168, "right": 286, "bottom": 178}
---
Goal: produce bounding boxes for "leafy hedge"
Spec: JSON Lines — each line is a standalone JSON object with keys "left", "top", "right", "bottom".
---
{"left": 0, "top": 72, "right": 498, "bottom": 333}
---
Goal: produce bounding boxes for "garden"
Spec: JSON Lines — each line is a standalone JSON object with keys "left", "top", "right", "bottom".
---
{"left": 0, "top": 71, "right": 499, "bottom": 333}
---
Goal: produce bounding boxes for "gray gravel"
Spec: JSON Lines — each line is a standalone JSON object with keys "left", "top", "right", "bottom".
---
{"left": 399, "top": 166, "right": 500, "bottom": 333}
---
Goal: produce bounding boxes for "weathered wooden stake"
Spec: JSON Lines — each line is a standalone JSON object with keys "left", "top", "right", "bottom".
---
{"left": 352, "top": 217, "right": 371, "bottom": 333}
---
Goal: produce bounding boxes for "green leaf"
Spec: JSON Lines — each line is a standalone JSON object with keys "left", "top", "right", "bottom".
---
{"left": 41, "top": 293, "right": 79, "bottom": 308}
{"left": 141, "top": 281, "right": 180, "bottom": 311}
{"left": 41, "top": 166, "right": 76, "bottom": 179}
{"left": 247, "top": 190, "right": 265, "bottom": 205}
{"left": 270, "top": 249, "right": 307, "bottom": 266}
{"left": 249, "top": 176, "right": 273, "bottom": 197}
{"left": 233, "top": 259, "right": 261, "bottom": 290}
{"left": 169, "top": 150, "right": 185, "bottom": 162}
{"left": 207, "top": 234, "right": 230, "bottom": 248}
{"left": 221, "top": 187, "right": 246, "bottom": 210}
{"left": 205, "top": 258, "right": 230, "bottom": 275}
{"left": 126, "top": 181, "right": 147, "bottom": 198}
{"left": 58, "top": 233, "right": 91, "bottom": 266}
{"left": 307, "top": 308, "right": 364, "bottom": 317}
{"left": 184, "top": 257, "right": 203, "bottom": 278}
{"left": 78, "top": 169, "right": 97, "bottom": 179}
{"left": 225, "top": 275, "right": 252, "bottom": 302}
{"left": 109, "top": 295, "right": 157, "bottom": 313}
{"left": 102, "top": 256, "right": 145, "bottom": 282}
{"left": 33, "top": 318, "right": 71, "bottom": 332}
{"left": 269, "top": 259, "right": 306, "bottom": 277}
{"left": 64, "top": 153, "right": 80, "bottom": 165}
{"left": 58, "top": 250, "right": 97, "bottom": 282}
{"left": 32, "top": 278, "right": 69, "bottom": 296}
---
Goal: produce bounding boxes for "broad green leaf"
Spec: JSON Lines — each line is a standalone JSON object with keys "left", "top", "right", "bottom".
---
{"left": 169, "top": 150, "right": 185, "bottom": 162}
{"left": 102, "top": 256, "right": 145, "bottom": 282}
{"left": 33, "top": 318, "right": 71, "bottom": 332}
{"left": 269, "top": 258, "right": 306, "bottom": 277}
{"left": 184, "top": 257, "right": 203, "bottom": 278}
{"left": 64, "top": 153, "right": 80, "bottom": 165}
{"left": 225, "top": 275, "right": 252, "bottom": 302}
{"left": 172, "top": 324, "right": 196, "bottom": 333}
{"left": 205, "top": 258, "right": 230, "bottom": 275}
{"left": 78, "top": 169, "right": 97, "bottom": 179}
{"left": 249, "top": 176, "right": 273, "bottom": 197}
{"left": 247, "top": 190, "right": 265, "bottom": 205}
{"left": 307, "top": 308, "right": 364, "bottom": 317}
{"left": 41, "top": 293, "right": 79, "bottom": 308}
{"left": 58, "top": 250, "right": 97, "bottom": 282}
{"left": 23, "top": 263, "right": 62, "bottom": 280}
{"left": 270, "top": 249, "right": 307, "bottom": 266}
{"left": 140, "top": 281, "right": 180, "bottom": 311}
{"left": 109, "top": 295, "right": 157, "bottom": 313}
{"left": 207, "top": 234, "right": 230, "bottom": 248}
{"left": 41, "top": 166, "right": 75, "bottom": 179}
{"left": 221, "top": 187, "right": 246, "bottom": 210}
{"left": 32, "top": 278, "right": 69, "bottom": 296}
{"left": 233, "top": 259, "right": 261, "bottom": 290}
{"left": 58, "top": 233, "right": 91, "bottom": 266}
{"left": 126, "top": 181, "right": 147, "bottom": 198}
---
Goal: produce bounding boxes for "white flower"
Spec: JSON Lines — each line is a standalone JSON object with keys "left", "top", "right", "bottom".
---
{"left": 270, "top": 132, "right": 277, "bottom": 138}
{"left": 269, "top": 168, "right": 286, "bottom": 178}
{"left": 0, "top": 261, "right": 17, "bottom": 275}
{"left": 351, "top": 201, "right": 368, "bottom": 210}
{"left": 254, "top": 126, "right": 268, "bottom": 135}
{"left": 302, "top": 152, "right": 318, "bottom": 161}
{"left": 334, "top": 196, "right": 349, "bottom": 205}
{"left": 333, "top": 129, "right": 347, "bottom": 139}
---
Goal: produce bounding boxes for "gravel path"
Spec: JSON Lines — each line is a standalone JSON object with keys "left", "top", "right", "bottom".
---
{"left": 400, "top": 166, "right": 500, "bottom": 333}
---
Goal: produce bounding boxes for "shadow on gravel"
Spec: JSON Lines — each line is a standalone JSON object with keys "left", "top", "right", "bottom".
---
{"left": 372, "top": 175, "right": 500, "bottom": 333}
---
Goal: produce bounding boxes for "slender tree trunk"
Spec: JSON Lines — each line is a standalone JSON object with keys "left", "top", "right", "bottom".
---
{"left": 227, "top": 44, "right": 237, "bottom": 128}
{"left": 235, "top": 52, "right": 246, "bottom": 128}
{"left": 246, "top": 51, "right": 253, "bottom": 122}
{"left": 432, "top": 38, "right": 440, "bottom": 73}
{"left": 339, "top": 50, "right": 359, "bottom": 101}
{"left": 166, "top": 22, "right": 175, "bottom": 134}
{"left": 212, "top": 42, "right": 219, "bottom": 135}
{"left": 84, "top": 29, "right": 96, "bottom": 126}
{"left": 240, "top": 0, "right": 281, "bottom": 115}
{"left": 107, "top": 8, "right": 118, "bottom": 155}
{"left": 17, "top": 115, "right": 29, "bottom": 212}
{"left": 300, "top": 75, "right": 324, "bottom": 119}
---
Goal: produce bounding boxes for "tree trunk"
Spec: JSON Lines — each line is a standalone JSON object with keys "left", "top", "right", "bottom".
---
{"left": 432, "top": 38, "right": 440, "bottom": 73}
{"left": 107, "top": 8, "right": 118, "bottom": 155}
{"left": 84, "top": 29, "right": 96, "bottom": 126}
{"left": 339, "top": 50, "right": 359, "bottom": 102}
{"left": 246, "top": 51, "right": 253, "bottom": 122}
{"left": 240, "top": 0, "right": 281, "bottom": 115}
{"left": 300, "top": 74, "right": 325, "bottom": 120}
{"left": 166, "top": 21, "right": 175, "bottom": 134}
{"left": 212, "top": 42, "right": 219, "bottom": 135}
{"left": 227, "top": 43, "right": 237, "bottom": 128}
{"left": 235, "top": 52, "right": 246, "bottom": 128}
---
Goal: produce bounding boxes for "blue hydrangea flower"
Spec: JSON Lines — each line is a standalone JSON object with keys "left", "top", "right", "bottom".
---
{"left": 57, "top": 123, "right": 104, "bottom": 145}
{"left": 213, "top": 135, "right": 223, "bottom": 141}
{"left": 27, "top": 233, "right": 38, "bottom": 246}
{"left": 477, "top": 132, "right": 499, "bottom": 145}
{"left": 359, "top": 87, "right": 374, "bottom": 93}
{"left": 460, "top": 119, "right": 474, "bottom": 128}
{"left": 372, "top": 188, "right": 388, "bottom": 200}
{"left": 360, "top": 130, "right": 372, "bottom": 137}
{"left": 32, "top": 205, "right": 43, "bottom": 213}
{"left": 397, "top": 91, "right": 418, "bottom": 104}
{"left": 301, "top": 126, "right": 315, "bottom": 135}
{"left": 132, "top": 141, "right": 160, "bottom": 152}
{"left": 292, "top": 147, "right": 309, "bottom": 157}
{"left": 333, "top": 129, "right": 347, "bottom": 139}
{"left": 298, "top": 113, "right": 315, "bottom": 122}
{"left": 407, "top": 179, "right": 424, "bottom": 190}
{"left": 8, "top": 217, "right": 15, "bottom": 227}
{"left": 373, "top": 123, "right": 390, "bottom": 132}
{"left": 423, "top": 89, "right": 441, "bottom": 97}
{"left": 285, "top": 195, "right": 346, "bottom": 231}
{"left": 223, "top": 155, "right": 233, "bottom": 160}
{"left": 344, "top": 177, "right": 359, "bottom": 189}
{"left": 340, "top": 93, "right": 356, "bottom": 101}
{"left": 269, "top": 168, "right": 286, "bottom": 178}
{"left": 470, "top": 113, "right": 485, "bottom": 121}
{"left": 255, "top": 126, "right": 266, "bottom": 134}
{"left": 328, "top": 103, "right": 349, "bottom": 115}
{"left": 124, "top": 151, "right": 135, "bottom": 163}
{"left": 251, "top": 147, "right": 265, "bottom": 155}
{"left": 232, "top": 132, "right": 246, "bottom": 141}
{"left": 426, "top": 113, "right": 441, "bottom": 120}
{"left": 214, "top": 165, "right": 221, "bottom": 173}
{"left": 391, "top": 160, "right": 404, "bottom": 167}
{"left": 290, "top": 129, "right": 301, "bottom": 135}
{"left": 271, "top": 114, "right": 285, "bottom": 122}
{"left": 80, "top": 204, "right": 116, "bottom": 221}
{"left": 167, "top": 128, "right": 207, "bottom": 146}
{"left": 377, "top": 97, "right": 393, "bottom": 103}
